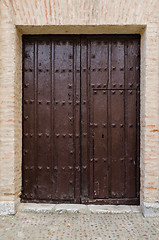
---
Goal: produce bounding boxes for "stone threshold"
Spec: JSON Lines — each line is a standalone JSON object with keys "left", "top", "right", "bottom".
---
{"left": 18, "top": 203, "right": 141, "bottom": 214}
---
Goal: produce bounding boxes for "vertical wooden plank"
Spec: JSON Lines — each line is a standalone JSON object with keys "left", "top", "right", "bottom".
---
{"left": 126, "top": 39, "right": 140, "bottom": 89}
{"left": 22, "top": 39, "right": 37, "bottom": 200}
{"left": 110, "top": 90, "right": 125, "bottom": 198}
{"left": 54, "top": 38, "right": 75, "bottom": 200}
{"left": 81, "top": 37, "right": 89, "bottom": 198}
{"left": 110, "top": 40, "right": 124, "bottom": 89}
{"left": 36, "top": 40, "right": 52, "bottom": 200}
{"left": 74, "top": 37, "right": 81, "bottom": 203}
{"left": 93, "top": 90, "right": 108, "bottom": 198}
{"left": 125, "top": 90, "right": 137, "bottom": 198}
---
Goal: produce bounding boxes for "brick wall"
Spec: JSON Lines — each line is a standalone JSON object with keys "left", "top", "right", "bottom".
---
{"left": 0, "top": 0, "right": 159, "bottom": 215}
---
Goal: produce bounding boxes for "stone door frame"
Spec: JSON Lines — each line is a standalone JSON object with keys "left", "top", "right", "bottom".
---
{"left": 1, "top": 24, "right": 159, "bottom": 217}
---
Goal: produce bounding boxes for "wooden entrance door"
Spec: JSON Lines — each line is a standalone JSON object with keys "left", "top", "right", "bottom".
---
{"left": 22, "top": 35, "right": 140, "bottom": 204}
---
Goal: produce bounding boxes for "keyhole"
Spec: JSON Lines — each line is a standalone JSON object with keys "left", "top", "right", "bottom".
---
{"left": 102, "top": 134, "right": 104, "bottom": 138}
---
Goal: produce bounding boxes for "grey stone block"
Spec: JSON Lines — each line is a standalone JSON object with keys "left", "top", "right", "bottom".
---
{"left": 54, "top": 204, "right": 87, "bottom": 213}
{"left": 0, "top": 199, "right": 20, "bottom": 215}
{"left": 142, "top": 202, "right": 159, "bottom": 217}
{"left": 18, "top": 203, "right": 56, "bottom": 213}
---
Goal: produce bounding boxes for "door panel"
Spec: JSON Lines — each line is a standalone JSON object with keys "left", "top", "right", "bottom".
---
{"left": 22, "top": 36, "right": 80, "bottom": 202}
{"left": 22, "top": 35, "right": 140, "bottom": 204}
{"left": 80, "top": 35, "right": 140, "bottom": 204}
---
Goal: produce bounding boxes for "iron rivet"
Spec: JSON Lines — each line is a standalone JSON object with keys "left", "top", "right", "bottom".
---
{"left": 76, "top": 101, "right": 80, "bottom": 105}
{"left": 83, "top": 165, "right": 87, "bottom": 169}
{"left": 120, "top": 158, "right": 124, "bottom": 161}
{"left": 83, "top": 68, "right": 86, "bottom": 72}
{"left": 92, "top": 68, "right": 95, "bottom": 72}
{"left": 38, "top": 100, "right": 42, "bottom": 104}
{"left": 55, "top": 101, "right": 59, "bottom": 104}
{"left": 68, "top": 101, "right": 72, "bottom": 104}
{"left": 94, "top": 158, "right": 98, "bottom": 162}
{"left": 38, "top": 133, "right": 42, "bottom": 137}
{"left": 76, "top": 134, "right": 79, "bottom": 138}
{"left": 129, "top": 90, "right": 133, "bottom": 94}
{"left": 24, "top": 100, "right": 28, "bottom": 104}
{"left": 94, "top": 123, "right": 98, "bottom": 127}
{"left": 90, "top": 158, "right": 93, "bottom": 162}
{"left": 70, "top": 151, "right": 74, "bottom": 154}
{"left": 30, "top": 133, "right": 33, "bottom": 137}
{"left": 30, "top": 166, "right": 34, "bottom": 170}
{"left": 112, "top": 90, "right": 115, "bottom": 94}
{"left": 129, "top": 124, "right": 133, "bottom": 127}
{"left": 30, "top": 100, "right": 34, "bottom": 104}
{"left": 102, "top": 123, "right": 106, "bottom": 127}
{"left": 62, "top": 134, "right": 66, "bottom": 137}
{"left": 120, "top": 67, "right": 124, "bottom": 71}
{"left": 46, "top": 101, "right": 50, "bottom": 105}
{"left": 113, "top": 83, "right": 116, "bottom": 87}
{"left": 69, "top": 166, "right": 73, "bottom": 170}
{"left": 103, "top": 158, "right": 106, "bottom": 162}
{"left": 103, "top": 84, "right": 106, "bottom": 88}
{"left": 104, "top": 68, "right": 107, "bottom": 71}
{"left": 46, "top": 133, "right": 49, "bottom": 137}
{"left": 55, "top": 69, "right": 59, "bottom": 73}
{"left": 120, "top": 90, "right": 123, "bottom": 94}
{"left": 69, "top": 134, "right": 72, "bottom": 138}
{"left": 24, "top": 116, "right": 28, "bottom": 120}
{"left": 129, "top": 158, "right": 133, "bottom": 161}
{"left": 56, "top": 134, "right": 60, "bottom": 137}
{"left": 129, "top": 83, "right": 133, "bottom": 87}
{"left": 112, "top": 123, "right": 116, "bottom": 127}
{"left": 68, "top": 84, "right": 72, "bottom": 88}
{"left": 62, "top": 101, "right": 65, "bottom": 105}
{"left": 97, "top": 83, "right": 101, "bottom": 88}
{"left": 98, "top": 68, "right": 101, "bottom": 72}
{"left": 94, "top": 91, "right": 97, "bottom": 94}
{"left": 119, "top": 84, "right": 123, "bottom": 87}
{"left": 54, "top": 166, "right": 58, "bottom": 170}
{"left": 69, "top": 69, "right": 72, "bottom": 72}
{"left": 83, "top": 100, "right": 86, "bottom": 104}
{"left": 103, "top": 91, "right": 106, "bottom": 94}
{"left": 120, "top": 124, "right": 123, "bottom": 127}
{"left": 129, "top": 67, "right": 133, "bottom": 70}
{"left": 91, "top": 84, "right": 95, "bottom": 88}
{"left": 83, "top": 133, "right": 87, "bottom": 136}
{"left": 90, "top": 123, "right": 93, "bottom": 126}
{"left": 77, "top": 69, "right": 80, "bottom": 73}
{"left": 24, "top": 133, "right": 28, "bottom": 137}
{"left": 112, "top": 66, "right": 116, "bottom": 70}
{"left": 92, "top": 54, "right": 95, "bottom": 58}
{"left": 38, "top": 166, "right": 42, "bottom": 170}
{"left": 62, "top": 69, "right": 65, "bottom": 73}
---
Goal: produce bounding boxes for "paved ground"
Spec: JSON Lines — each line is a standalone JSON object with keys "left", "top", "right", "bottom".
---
{"left": 0, "top": 212, "right": 159, "bottom": 240}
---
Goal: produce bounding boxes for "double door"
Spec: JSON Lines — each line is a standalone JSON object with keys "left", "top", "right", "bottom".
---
{"left": 22, "top": 35, "right": 140, "bottom": 204}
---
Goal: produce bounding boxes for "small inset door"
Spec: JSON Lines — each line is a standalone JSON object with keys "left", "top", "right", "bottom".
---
{"left": 22, "top": 35, "right": 140, "bottom": 204}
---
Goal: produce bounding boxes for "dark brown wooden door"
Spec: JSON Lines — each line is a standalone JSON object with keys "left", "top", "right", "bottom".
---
{"left": 22, "top": 35, "right": 140, "bottom": 204}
